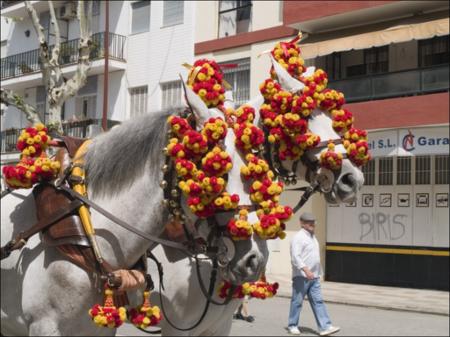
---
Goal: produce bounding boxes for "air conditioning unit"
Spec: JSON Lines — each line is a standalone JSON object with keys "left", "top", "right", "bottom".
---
{"left": 57, "top": 2, "right": 77, "bottom": 20}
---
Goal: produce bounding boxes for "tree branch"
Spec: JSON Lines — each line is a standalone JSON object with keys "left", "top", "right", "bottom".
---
{"left": 24, "top": 0, "right": 50, "bottom": 81}
{"left": 1, "top": 89, "right": 42, "bottom": 125}
{"left": 63, "top": 1, "right": 93, "bottom": 100}
{"left": 48, "top": 1, "right": 61, "bottom": 64}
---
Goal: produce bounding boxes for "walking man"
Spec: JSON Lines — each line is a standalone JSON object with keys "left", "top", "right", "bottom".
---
{"left": 287, "top": 212, "right": 340, "bottom": 336}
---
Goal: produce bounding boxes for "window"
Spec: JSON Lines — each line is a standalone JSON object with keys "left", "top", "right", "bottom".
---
{"left": 435, "top": 155, "right": 449, "bottom": 184}
{"left": 220, "top": 58, "right": 250, "bottom": 106}
{"left": 161, "top": 81, "right": 182, "bottom": 110}
{"left": 323, "top": 53, "right": 341, "bottom": 81}
{"left": 130, "top": 86, "right": 148, "bottom": 118}
{"left": 419, "top": 35, "right": 450, "bottom": 67}
{"left": 131, "top": 1, "right": 150, "bottom": 34}
{"left": 415, "top": 155, "right": 431, "bottom": 185}
{"left": 345, "top": 46, "right": 388, "bottom": 78}
{"left": 218, "top": 1, "right": 252, "bottom": 38}
{"left": 362, "top": 158, "right": 375, "bottom": 185}
{"left": 92, "top": 1, "right": 100, "bottom": 16}
{"left": 75, "top": 95, "right": 97, "bottom": 119}
{"left": 365, "top": 46, "right": 388, "bottom": 74}
{"left": 397, "top": 157, "right": 411, "bottom": 185}
{"left": 163, "top": 1, "right": 184, "bottom": 27}
{"left": 378, "top": 157, "right": 393, "bottom": 185}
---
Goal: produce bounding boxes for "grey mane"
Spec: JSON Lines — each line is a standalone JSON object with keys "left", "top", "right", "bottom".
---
{"left": 84, "top": 108, "right": 183, "bottom": 197}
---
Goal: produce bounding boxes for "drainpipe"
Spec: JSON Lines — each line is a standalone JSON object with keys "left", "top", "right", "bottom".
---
{"left": 102, "top": 0, "right": 109, "bottom": 131}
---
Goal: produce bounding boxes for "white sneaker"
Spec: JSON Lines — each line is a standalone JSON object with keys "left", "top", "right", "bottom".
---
{"left": 320, "top": 326, "right": 340, "bottom": 336}
{"left": 287, "top": 326, "right": 301, "bottom": 335}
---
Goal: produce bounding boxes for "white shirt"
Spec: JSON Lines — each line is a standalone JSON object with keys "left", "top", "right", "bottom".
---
{"left": 290, "top": 228, "right": 322, "bottom": 279}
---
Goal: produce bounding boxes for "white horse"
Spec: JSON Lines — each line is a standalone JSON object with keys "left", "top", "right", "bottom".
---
{"left": 0, "top": 87, "right": 269, "bottom": 336}
{"left": 148, "top": 61, "right": 365, "bottom": 336}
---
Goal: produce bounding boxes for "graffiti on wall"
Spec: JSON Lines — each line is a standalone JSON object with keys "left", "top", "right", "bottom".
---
{"left": 359, "top": 212, "right": 407, "bottom": 241}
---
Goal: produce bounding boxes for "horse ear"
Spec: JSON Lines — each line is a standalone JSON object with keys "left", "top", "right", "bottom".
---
{"left": 269, "top": 54, "right": 304, "bottom": 93}
{"left": 180, "top": 75, "right": 212, "bottom": 125}
{"left": 302, "top": 66, "right": 316, "bottom": 78}
{"left": 243, "top": 93, "right": 264, "bottom": 126}
{"left": 223, "top": 90, "right": 235, "bottom": 110}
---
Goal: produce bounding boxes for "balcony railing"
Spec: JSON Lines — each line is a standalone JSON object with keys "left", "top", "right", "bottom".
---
{"left": 1, "top": 118, "right": 120, "bottom": 153}
{"left": 329, "top": 64, "right": 449, "bottom": 103}
{"left": 0, "top": 0, "right": 22, "bottom": 9}
{"left": 1, "top": 32, "right": 126, "bottom": 80}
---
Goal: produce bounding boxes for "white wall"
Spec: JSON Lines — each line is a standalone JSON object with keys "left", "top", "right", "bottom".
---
{"left": 1, "top": 16, "right": 12, "bottom": 44}
{"left": 96, "top": 71, "right": 127, "bottom": 121}
{"left": 2, "top": 0, "right": 196, "bottom": 127}
{"left": 126, "top": 0, "right": 195, "bottom": 114}
{"left": 389, "top": 40, "right": 418, "bottom": 72}
{"left": 195, "top": 1, "right": 283, "bottom": 43}
{"left": 5, "top": 16, "right": 40, "bottom": 55}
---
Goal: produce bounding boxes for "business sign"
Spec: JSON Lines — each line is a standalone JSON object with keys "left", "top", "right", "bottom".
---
{"left": 398, "top": 127, "right": 449, "bottom": 156}
{"left": 368, "top": 126, "right": 449, "bottom": 157}
{"left": 368, "top": 130, "right": 399, "bottom": 157}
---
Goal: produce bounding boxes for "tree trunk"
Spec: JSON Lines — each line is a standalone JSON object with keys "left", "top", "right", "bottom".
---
{"left": 48, "top": 103, "right": 62, "bottom": 131}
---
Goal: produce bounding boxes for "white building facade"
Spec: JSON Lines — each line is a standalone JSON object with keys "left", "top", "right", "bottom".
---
{"left": 1, "top": 0, "right": 195, "bottom": 134}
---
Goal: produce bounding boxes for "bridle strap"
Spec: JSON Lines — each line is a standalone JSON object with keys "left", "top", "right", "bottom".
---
{"left": 287, "top": 183, "right": 320, "bottom": 214}
{"left": 149, "top": 249, "right": 233, "bottom": 331}
{"left": 56, "top": 184, "right": 193, "bottom": 254}
{"left": 315, "top": 138, "right": 343, "bottom": 149}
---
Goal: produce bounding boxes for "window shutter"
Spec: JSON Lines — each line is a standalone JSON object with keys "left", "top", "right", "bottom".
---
{"left": 220, "top": 58, "right": 250, "bottom": 106}
{"left": 78, "top": 76, "right": 98, "bottom": 96}
{"left": 130, "top": 86, "right": 148, "bottom": 118}
{"left": 132, "top": 1, "right": 150, "bottom": 34}
{"left": 163, "top": 1, "right": 184, "bottom": 27}
{"left": 161, "top": 81, "right": 182, "bottom": 109}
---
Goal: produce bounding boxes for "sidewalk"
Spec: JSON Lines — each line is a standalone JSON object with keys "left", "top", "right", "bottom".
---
{"left": 268, "top": 273, "right": 449, "bottom": 316}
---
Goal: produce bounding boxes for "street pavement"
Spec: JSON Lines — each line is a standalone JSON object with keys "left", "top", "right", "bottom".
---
{"left": 267, "top": 273, "right": 449, "bottom": 316}
{"left": 117, "top": 272, "right": 449, "bottom": 336}
{"left": 118, "top": 296, "right": 449, "bottom": 336}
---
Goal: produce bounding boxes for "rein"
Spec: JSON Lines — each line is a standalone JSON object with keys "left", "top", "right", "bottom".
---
{"left": 60, "top": 176, "right": 233, "bottom": 331}
{"left": 56, "top": 183, "right": 194, "bottom": 254}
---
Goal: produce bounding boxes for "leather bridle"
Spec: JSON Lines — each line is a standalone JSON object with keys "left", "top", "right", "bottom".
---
{"left": 262, "top": 126, "right": 348, "bottom": 213}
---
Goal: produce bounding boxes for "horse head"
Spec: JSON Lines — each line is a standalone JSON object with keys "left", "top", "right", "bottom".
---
{"left": 250, "top": 54, "right": 367, "bottom": 206}
{"left": 180, "top": 79, "right": 269, "bottom": 285}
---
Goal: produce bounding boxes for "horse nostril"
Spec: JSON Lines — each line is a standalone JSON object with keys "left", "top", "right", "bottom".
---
{"left": 339, "top": 173, "right": 357, "bottom": 193}
{"left": 246, "top": 254, "right": 258, "bottom": 270}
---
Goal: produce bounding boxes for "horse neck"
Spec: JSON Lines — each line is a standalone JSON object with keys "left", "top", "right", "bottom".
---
{"left": 88, "top": 170, "right": 165, "bottom": 268}
{"left": 84, "top": 114, "right": 168, "bottom": 268}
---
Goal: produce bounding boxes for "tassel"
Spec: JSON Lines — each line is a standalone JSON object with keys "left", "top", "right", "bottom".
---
{"left": 218, "top": 280, "right": 279, "bottom": 300}
{"left": 89, "top": 286, "right": 127, "bottom": 328}
{"left": 128, "top": 291, "right": 162, "bottom": 329}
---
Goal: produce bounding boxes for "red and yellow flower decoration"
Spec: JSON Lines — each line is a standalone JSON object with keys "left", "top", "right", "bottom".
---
{"left": 320, "top": 142, "right": 344, "bottom": 171}
{"left": 2, "top": 124, "right": 60, "bottom": 189}
{"left": 89, "top": 287, "right": 127, "bottom": 328}
{"left": 227, "top": 209, "right": 253, "bottom": 241}
{"left": 128, "top": 291, "right": 162, "bottom": 329}
{"left": 187, "top": 59, "right": 226, "bottom": 108}
{"left": 270, "top": 35, "right": 306, "bottom": 80}
{"left": 343, "top": 128, "right": 371, "bottom": 166}
{"left": 257, "top": 38, "right": 370, "bottom": 170}
{"left": 218, "top": 280, "right": 279, "bottom": 299}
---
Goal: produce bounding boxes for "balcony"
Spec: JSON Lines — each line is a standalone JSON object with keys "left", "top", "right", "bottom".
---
{"left": 1, "top": 118, "right": 120, "bottom": 154}
{"left": 0, "top": 0, "right": 23, "bottom": 9}
{"left": 1, "top": 32, "right": 126, "bottom": 81}
{"left": 329, "top": 64, "right": 449, "bottom": 103}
